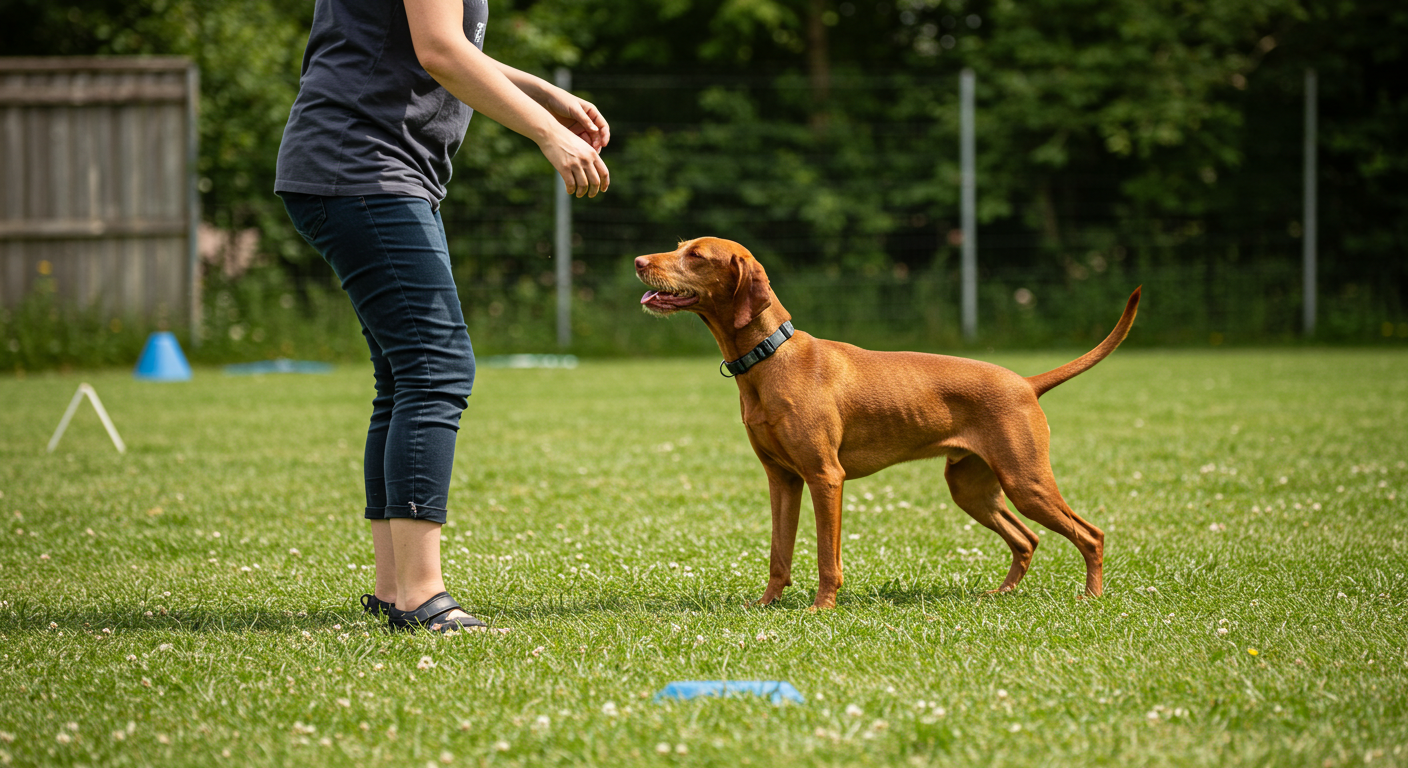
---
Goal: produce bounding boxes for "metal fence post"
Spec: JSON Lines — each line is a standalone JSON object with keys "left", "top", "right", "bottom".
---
{"left": 554, "top": 67, "right": 573, "bottom": 349}
{"left": 1302, "top": 67, "right": 1317, "bottom": 338}
{"left": 960, "top": 68, "right": 977, "bottom": 341}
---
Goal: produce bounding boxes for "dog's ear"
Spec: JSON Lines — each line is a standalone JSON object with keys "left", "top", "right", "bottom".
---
{"left": 732, "top": 257, "right": 773, "bottom": 330}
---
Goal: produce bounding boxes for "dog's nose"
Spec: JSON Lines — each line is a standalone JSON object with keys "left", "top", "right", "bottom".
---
{"left": 634, "top": 255, "right": 649, "bottom": 272}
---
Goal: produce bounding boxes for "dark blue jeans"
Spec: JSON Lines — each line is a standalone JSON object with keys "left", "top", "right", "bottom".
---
{"left": 281, "top": 193, "right": 474, "bottom": 525}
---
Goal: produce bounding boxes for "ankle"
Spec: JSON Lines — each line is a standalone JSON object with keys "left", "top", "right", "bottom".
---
{"left": 395, "top": 584, "right": 447, "bottom": 612}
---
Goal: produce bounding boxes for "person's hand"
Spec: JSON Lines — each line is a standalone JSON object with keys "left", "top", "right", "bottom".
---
{"left": 539, "top": 126, "right": 610, "bottom": 198}
{"left": 540, "top": 87, "right": 611, "bottom": 152}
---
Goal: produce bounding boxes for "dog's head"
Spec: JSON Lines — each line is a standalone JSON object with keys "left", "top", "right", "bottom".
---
{"left": 634, "top": 237, "right": 774, "bottom": 331}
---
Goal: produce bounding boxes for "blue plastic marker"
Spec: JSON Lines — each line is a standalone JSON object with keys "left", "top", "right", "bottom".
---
{"left": 654, "top": 681, "right": 805, "bottom": 705}
{"left": 223, "top": 358, "right": 333, "bottom": 375}
{"left": 133, "top": 332, "right": 192, "bottom": 381}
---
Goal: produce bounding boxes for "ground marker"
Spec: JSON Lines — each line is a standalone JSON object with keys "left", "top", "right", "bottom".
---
{"left": 655, "top": 681, "right": 805, "bottom": 705}
{"left": 48, "top": 383, "right": 126, "bottom": 454}
{"left": 133, "top": 332, "right": 192, "bottom": 381}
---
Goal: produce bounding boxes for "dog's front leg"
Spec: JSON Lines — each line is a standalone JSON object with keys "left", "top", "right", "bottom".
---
{"left": 754, "top": 465, "right": 803, "bottom": 606}
{"left": 806, "top": 470, "right": 845, "bottom": 611}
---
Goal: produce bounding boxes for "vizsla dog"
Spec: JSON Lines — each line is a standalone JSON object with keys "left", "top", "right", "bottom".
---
{"left": 635, "top": 237, "right": 1140, "bottom": 610}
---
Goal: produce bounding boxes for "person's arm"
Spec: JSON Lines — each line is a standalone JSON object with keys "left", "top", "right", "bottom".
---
{"left": 492, "top": 62, "right": 611, "bottom": 152}
{"left": 405, "top": 0, "right": 608, "bottom": 197}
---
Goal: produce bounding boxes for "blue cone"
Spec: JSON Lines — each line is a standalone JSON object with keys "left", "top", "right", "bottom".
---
{"left": 134, "top": 332, "right": 192, "bottom": 381}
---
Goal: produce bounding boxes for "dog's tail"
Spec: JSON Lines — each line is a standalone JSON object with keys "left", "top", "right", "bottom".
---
{"left": 1025, "top": 287, "right": 1141, "bottom": 398}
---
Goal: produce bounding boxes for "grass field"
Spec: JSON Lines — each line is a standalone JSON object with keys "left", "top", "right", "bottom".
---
{"left": 1, "top": 349, "right": 1406, "bottom": 767}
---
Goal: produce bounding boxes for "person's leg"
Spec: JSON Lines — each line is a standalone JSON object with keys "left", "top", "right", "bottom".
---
{"left": 389, "top": 518, "right": 451, "bottom": 608}
{"left": 283, "top": 192, "right": 476, "bottom": 621}
{"left": 361, "top": 314, "right": 398, "bottom": 604}
{"left": 369, "top": 519, "right": 397, "bottom": 603}
{"left": 285, "top": 192, "right": 404, "bottom": 608}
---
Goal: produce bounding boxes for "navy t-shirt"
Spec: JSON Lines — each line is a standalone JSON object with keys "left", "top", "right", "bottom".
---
{"left": 275, "top": 0, "right": 489, "bottom": 207}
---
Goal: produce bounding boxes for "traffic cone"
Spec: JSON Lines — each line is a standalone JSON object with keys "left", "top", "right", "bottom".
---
{"left": 133, "top": 332, "right": 192, "bottom": 381}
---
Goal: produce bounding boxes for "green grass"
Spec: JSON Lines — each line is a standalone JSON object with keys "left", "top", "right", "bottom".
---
{"left": 1, "top": 349, "right": 1406, "bottom": 767}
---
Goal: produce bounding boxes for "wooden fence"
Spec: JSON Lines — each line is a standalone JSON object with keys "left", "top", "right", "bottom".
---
{"left": 0, "top": 57, "right": 199, "bottom": 333}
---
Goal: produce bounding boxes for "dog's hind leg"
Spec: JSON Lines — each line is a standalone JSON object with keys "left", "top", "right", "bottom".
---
{"left": 991, "top": 461, "right": 1104, "bottom": 597}
{"left": 945, "top": 454, "right": 1041, "bottom": 594}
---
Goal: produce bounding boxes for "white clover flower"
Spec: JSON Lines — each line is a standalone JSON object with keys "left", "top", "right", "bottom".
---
{"left": 417, "top": 656, "right": 436, "bottom": 670}
{"left": 655, "top": 743, "right": 671, "bottom": 754}
{"left": 845, "top": 704, "right": 863, "bottom": 718}
{"left": 601, "top": 701, "right": 618, "bottom": 717}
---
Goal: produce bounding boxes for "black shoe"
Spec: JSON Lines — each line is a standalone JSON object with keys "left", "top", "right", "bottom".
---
{"left": 360, "top": 593, "right": 392, "bottom": 618}
{"left": 387, "top": 591, "right": 488, "bottom": 633}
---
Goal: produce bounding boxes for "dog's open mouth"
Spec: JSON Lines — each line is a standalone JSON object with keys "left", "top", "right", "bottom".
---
{"left": 640, "top": 288, "right": 699, "bottom": 313}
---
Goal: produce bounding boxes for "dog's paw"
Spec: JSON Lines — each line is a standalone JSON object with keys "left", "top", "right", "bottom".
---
{"left": 807, "top": 597, "right": 837, "bottom": 612}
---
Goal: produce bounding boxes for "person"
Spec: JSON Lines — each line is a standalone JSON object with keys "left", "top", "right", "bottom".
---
{"left": 274, "top": 0, "right": 609, "bottom": 632}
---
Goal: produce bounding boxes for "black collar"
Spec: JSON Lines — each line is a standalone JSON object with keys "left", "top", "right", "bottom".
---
{"left": 720, "top": 321, "right": 795, "bottom": 377}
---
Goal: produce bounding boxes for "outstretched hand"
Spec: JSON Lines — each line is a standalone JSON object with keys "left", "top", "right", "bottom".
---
{"left": 539, "top": 128, "right": 610, "bottom": 199}
{"left": 536, "top": 86, "right": 611, "bottom": 198}
{"left": 543, "top": 90, "right": 611, "bottom": 152}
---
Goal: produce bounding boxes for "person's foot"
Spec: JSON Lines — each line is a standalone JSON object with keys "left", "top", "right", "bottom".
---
{"left": 388, "top": 591, "right": 489, "bottom": 633}
{"left": 360, "top": 593, "right": 394, "bottom": 618}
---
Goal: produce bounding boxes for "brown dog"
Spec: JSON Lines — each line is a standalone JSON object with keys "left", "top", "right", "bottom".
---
{"left": 636, "top": 237, "right": 1140, "bottom": 610}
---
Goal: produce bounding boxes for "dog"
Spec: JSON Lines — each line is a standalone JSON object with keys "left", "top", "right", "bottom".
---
{"left": 635, "top": 237, "right": 1140, "bottom": 610}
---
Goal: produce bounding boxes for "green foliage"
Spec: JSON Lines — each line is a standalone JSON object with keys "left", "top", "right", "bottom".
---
{"left": 1, "top": 352, "right": 1407, "bottom": 765}
{"left": 195, "top": 265, "right": 366, "bottom": 365}
{"left": 2, "top": 0, "right": 1405, "bottom": 369}
{"left": 0, "top": 278, "right": 154, "bottom": 373}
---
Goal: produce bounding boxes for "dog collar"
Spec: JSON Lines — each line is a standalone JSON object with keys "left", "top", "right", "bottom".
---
{"left": 720, "top": 321, "right": 794, "bottom": 377}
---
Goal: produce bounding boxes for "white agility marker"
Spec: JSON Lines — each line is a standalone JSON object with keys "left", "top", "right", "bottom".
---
{"left": 48, "top": 383, "right": 126, "bottom": 454}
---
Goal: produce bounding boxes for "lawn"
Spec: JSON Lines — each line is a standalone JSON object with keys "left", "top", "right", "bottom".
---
{"left": 0, "top": 349, "right": 1405, "bottom": 767}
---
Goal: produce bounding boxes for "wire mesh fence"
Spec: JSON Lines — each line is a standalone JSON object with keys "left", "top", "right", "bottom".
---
{"left": 435, "top": 69, "right": 1405, "bottom": 354}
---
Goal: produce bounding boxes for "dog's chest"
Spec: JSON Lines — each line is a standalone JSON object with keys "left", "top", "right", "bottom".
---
{"left": 739, "top": 392, "right": 825, "bottom": 469}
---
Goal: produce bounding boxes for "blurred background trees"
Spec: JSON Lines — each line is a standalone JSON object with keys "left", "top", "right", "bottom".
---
{"left": 2, "top": 0, "right": 1404, "bottom": 360}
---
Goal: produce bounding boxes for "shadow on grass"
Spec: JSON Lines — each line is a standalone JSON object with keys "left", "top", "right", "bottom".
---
{"left": 484, "top": 579, "right": 991, "bottom": 621}
{"left": 0, "top": 579, "right": 1058, "bottom": 633}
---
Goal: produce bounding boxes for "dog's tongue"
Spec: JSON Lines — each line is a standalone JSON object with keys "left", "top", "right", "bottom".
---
{"left": 640, "top": 290, "right": 660, "bottom": 305}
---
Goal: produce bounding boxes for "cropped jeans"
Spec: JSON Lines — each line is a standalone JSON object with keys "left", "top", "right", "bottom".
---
{"left": 280, "top": 193, "right": 473, "bottom": 526}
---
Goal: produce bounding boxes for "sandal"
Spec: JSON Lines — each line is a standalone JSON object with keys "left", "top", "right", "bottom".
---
{"left": 360, "top": 593, "right": 392, "bottom": 618}
{"left": 387, "top": 591, "right": 487, "bottom": 633}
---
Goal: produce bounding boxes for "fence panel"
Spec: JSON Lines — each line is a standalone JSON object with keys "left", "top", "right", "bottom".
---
{"left": 0, "top": 57, "right": 197, "bottom": 329}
